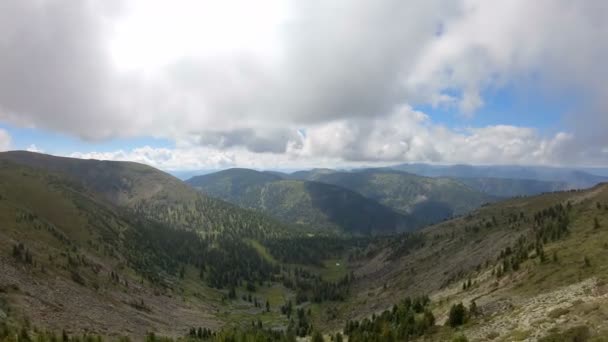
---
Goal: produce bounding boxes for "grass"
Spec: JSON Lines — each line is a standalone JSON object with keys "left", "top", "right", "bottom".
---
{"left": 511, "top": 197, "right": 608, "bottom": 296}
{"left": 319, "top": 258, "right": 349, "bottom": 282}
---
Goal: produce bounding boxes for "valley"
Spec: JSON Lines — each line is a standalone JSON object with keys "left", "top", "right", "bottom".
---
{"left": 1, "top": 152, "right": 608, "bottom": 341}
{"left": 2, "top": 3, "right": 607, "bottom": 341}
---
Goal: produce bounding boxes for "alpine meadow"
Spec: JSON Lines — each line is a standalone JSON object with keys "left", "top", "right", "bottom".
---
{"left": 1, "top": 1, "right": 608, "bottom": 341}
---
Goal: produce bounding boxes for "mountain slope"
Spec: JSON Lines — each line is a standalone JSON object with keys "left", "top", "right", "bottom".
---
{"left": 187, "top": 168, "right": 412, "bottom": 234}
{"left": 391, "top": 163, "right": 608, "bottom": 189}
{"left": 331, "top": 183, "right": 608, "bottom": 340}
{"left": 0, "top": 153, "right": 353, "bottom": 338}
{"left": 292, "top": 168, "right": 496, "bottom": 226}
{"left": 0, "top": 151, "right": 289, "bottom": 238}
{"left": 0, "top": 159, "right": 224, "bottom": 336}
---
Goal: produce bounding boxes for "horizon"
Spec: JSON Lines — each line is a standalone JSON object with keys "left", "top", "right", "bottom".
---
{"left": 6, "top": 149, "right": 608, "bottom": 178}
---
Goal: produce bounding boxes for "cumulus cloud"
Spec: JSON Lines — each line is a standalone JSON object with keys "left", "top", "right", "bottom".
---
{"left": 70, "top": 107, "right": 579, "bottom": 170}
{"left": 293, "top": 106, "right": 575, "bottom": 165}
{"left": 1, "top": 0, "right": 607, "bottom": 166}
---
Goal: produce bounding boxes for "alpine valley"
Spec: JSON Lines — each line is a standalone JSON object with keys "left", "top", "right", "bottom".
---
{"left": 1, "top": 151, "right": 607, "bottom": 341}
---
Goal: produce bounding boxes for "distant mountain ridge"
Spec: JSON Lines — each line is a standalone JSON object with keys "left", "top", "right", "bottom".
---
{"left": 287, "top": 168, "right": 496, "bottom": 226}
{"left": 189, "top": 167, "right": 499, "bottom": 231}
{"left": 455, "top": 177, "right": 570, "bottom": 197}
{"left": 389, "top": 163, "right": 608, "bottom": 189}
{"left": 187, "top": 168, "right": 413, "bottom": 235}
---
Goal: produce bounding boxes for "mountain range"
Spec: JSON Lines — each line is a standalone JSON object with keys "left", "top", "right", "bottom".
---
{"left": 187, "top": 168, "right": 499, "bottom": 233}
{"left": 187, "top": 168, "right": 412, "bottom": 234}
{"left": 390, "top": 163, "right": 608, "bottom": 189}
{"left": 1, "top": 151, "right": 608, "bottom": 341}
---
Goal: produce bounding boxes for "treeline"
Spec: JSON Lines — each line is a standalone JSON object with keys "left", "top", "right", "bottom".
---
{"left": 284, "top": 267, "right": 353, "bottom": 303}
{"left": 264, "top": 236, "right": 370, "bottom": 266}
{"left": 493, "top": 203, "right": 571, "bottom": 278}
{"left": 120, "top": 214, "right": 357, "bottom": 305}
{"left": 343, "top": 296, "right": 436, "bottom": 341}
{"left": 121, "top": 214, "right": 277, "bottom": 289}
{"left": 0, "top": 323, "right": 299, "bottom": 342}
{"left": 133, "top": 194, "right": 290, "bottom": 239}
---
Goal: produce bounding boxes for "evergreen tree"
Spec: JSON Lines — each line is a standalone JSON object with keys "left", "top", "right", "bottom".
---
{"left": 311, "top": 331, "right": 324, "bottom": 342}
{"left": 448, "top": 303, "right": 468, "bottom": 327}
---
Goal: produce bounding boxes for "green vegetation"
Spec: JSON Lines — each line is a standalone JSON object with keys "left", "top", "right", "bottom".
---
{"left": 343, "top": 296, "right": 436, "bottom": 341}
{"left": 187, "top": 168, "right": 411, "bottom": 234}
{"left": 2, "top": 151, "right": 608, "bottom": 340}
{"left": 456, "top": 177, "right": 569, "bottom": 197}
{"left": 291, "top": 168, "right": 495, "bottom": 226}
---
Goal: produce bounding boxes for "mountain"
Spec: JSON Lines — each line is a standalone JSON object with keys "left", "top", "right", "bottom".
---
{"left": 0, "top": 152, "right": 352, "bottom": 338}
{"left": 0, "top": 157, "right": 226, "bottom": 336}
{"left": 391, "top": 163, "right": 608, "bottom": 189}
{"left": 331, "top": 183, "right": 608, "bottom": 340}
{"left": 288, "top": 168, "right": 338, "bottom": 180}
{"left": 0, "top": 151, "right": 288, "bottom": 237}
{"left": 169, "top": 169, "right": 219, "bottom": 180}
{"left": 455, "top": 177, "right": 569, "bottom": 197}
{"left": 187, "top": 168, "right": 412, "bottom": 234}
{"left": 2, "top": 151, "right": 608, "bottom": 340}
{"left": 289, "top": 168, "right": 496, "bottom": 226}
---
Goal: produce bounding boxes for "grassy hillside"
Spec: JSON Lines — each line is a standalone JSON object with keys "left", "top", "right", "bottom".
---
{"left": 0, "top": 160, "right": 223, "bottom": 337}
{"left": 295, "top": 168, "right": 496, "bottom": 226}
{"left": 2, "top": 152, "right": 608, "bottom": 341}
{"left": 323, "top": 183, "right": 608, "bottom": 340}
{"left": 0, "top": 151, "right": 290, "bottom": 238}
{"left": 187, "top": 168, "right": 412, "bottom": 234}
{"left": 0, "top": 156, "right": 364, "bottom": 340}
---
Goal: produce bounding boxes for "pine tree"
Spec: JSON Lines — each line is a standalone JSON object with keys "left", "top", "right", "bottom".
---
{"left": 553, "top": 251, "right": 558, "bottom": 263}
{"left": 448, "top": 303, "right": 468, "bottom": 327}
{"left": 469, "top": 300, "right": 478, "bottom": 317}
{"left": 311, "top": 331, "right": 324, "bottom": 342}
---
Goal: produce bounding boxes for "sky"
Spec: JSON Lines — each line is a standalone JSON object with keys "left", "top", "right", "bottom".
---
{"left": 0, "top": 0, "right": 607, "bottom": 171}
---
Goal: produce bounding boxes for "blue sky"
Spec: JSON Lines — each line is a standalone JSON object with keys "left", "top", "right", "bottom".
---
{"left": 2, "top": 123, "right": 173, "bottom": 155}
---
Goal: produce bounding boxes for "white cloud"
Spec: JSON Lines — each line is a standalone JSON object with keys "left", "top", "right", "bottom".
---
{"left": 26, "top": 144, "right": 44, "bottom": 153}
{"left": 1, "top": 1, "right": 607, "bottom": 166}
{"left": 0, "top": 129, "right": 10, "bottom": 151}
{"left": 70, "top": 107, "right": 581, "bottom": 170}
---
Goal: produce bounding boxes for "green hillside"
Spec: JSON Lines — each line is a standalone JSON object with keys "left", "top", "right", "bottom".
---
{"left": 2, "top": 152, "right": 608, "bottom": 341}
{"left": 187, "top": 168, "right": 413, "bottom": 234}
{"left": 0, "top": 151, "right": 289, "bottom": 238}
{"left": 0, "top": 154, "right": 362, "bottom": 339}
{"left": 294, "top": 168, "right": 496, "bottom": 226}
{"left": 322, "top": 183, "right": 608, "bottom": 341}
{"left": 456, "top": 177, "right": 570, "bottom": 197}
